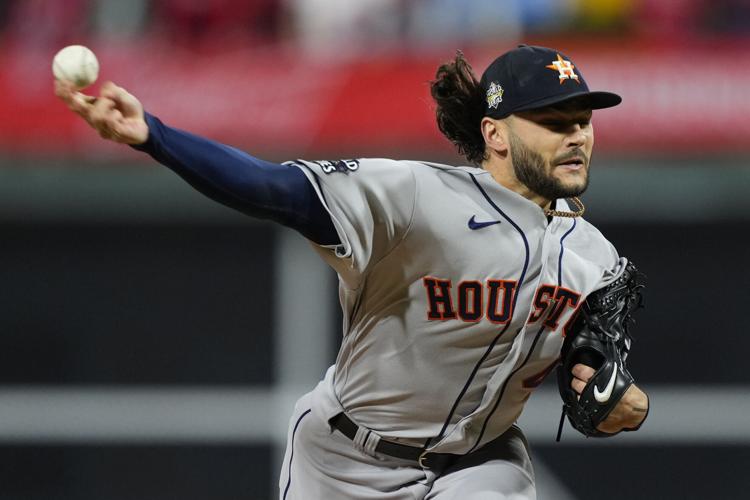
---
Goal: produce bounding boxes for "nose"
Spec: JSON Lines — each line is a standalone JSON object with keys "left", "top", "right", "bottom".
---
{"left": 565, "top": 123, "right": 588, "bottom": 148}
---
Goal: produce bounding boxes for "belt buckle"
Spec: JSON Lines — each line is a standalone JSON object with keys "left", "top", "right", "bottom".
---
{"left": 418, "top": 451, "right": 430, "bottom": 469}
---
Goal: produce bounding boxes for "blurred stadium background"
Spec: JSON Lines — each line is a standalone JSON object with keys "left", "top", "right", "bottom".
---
{"left": 1, "top": 0, "right": 749, "bottom": 498}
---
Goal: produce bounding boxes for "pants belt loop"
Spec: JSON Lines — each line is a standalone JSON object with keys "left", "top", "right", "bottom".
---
{"left": 353, "top": 425, "right": 381, "bottom": 457}
{"left": 364, "top": 430, "right": 381, "bottom": 456}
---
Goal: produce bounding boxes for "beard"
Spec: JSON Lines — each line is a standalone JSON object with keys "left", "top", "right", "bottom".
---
{"left": 508, "top": 130, "right": 590, "bottom": 201}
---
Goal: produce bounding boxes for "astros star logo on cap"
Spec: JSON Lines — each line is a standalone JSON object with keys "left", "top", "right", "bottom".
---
{"left": 546, "top": 54, "right": 580, "bottom": 84}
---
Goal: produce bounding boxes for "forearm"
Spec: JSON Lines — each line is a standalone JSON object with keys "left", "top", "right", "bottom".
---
{"left": 133, "top": 113, "right": 338, "bottom": 245}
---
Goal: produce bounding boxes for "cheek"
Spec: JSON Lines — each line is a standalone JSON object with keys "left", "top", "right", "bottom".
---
{"left": 536, "top": 140, "right": 560, "bottom": 167}
{"left": 546, "top": 144, "right": 562, "bottom": 169}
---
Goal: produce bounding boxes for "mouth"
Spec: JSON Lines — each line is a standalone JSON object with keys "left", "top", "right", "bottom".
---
{"left": 555, "top": 157, "right": 585, "bottom": 170}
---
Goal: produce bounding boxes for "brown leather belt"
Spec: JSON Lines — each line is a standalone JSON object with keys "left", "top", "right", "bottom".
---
{"left": 329, "top": 412, "right": 459, "bottom": 469}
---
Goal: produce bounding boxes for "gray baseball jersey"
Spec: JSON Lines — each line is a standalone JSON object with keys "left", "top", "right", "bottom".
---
{"left": 286, "top": 157, "right": 625, "bottom": 457}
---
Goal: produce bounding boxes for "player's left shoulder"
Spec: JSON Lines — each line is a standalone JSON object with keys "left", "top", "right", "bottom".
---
{"left": 559, "top": 210, "right": 619, "bottom": 262}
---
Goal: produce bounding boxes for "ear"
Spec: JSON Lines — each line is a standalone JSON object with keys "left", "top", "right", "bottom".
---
{"left": 481, "top": 117, "right": 508, "bottom": 157}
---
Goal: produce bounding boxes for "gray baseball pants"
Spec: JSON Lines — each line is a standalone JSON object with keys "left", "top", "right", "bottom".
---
{"left": 279, "top": 391, "right": 535, "bottom": 500}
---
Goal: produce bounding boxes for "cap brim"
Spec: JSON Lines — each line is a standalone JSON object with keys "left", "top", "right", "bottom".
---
{"left": 514, "top": 91, "right": 622, "bottom": 114}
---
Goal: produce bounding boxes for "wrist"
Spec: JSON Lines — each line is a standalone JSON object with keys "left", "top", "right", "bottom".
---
{"left": 625, "top": 390, "right": 649, "bottom": 431}
{"left": 129, "top": 111, "right": 155, "bottom": 150}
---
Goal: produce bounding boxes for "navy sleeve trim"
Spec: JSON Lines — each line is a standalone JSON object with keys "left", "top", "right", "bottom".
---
{"left": 131, "top": 113, "right": 339, "bottom": 245}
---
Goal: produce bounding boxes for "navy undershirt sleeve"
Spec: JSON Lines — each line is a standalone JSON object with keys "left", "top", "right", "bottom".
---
{"left": 132, "top": 113, "right": 339, "bottom": 246}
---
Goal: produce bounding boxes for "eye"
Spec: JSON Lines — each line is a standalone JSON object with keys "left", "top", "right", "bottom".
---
{"left": 544, "top": 118, "right": 590, "bottom": 130}
{"left": 542, "top": 120, "right": 568, "bottom": 130}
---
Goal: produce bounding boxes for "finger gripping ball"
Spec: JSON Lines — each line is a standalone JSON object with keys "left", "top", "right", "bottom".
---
{"left": 52, "top": 45, "right": 99, "bottom": 90}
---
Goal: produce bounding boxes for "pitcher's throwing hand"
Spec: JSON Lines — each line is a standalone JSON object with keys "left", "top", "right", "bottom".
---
{"left": 55, "top": 80, "right": 148, "bottom": 144}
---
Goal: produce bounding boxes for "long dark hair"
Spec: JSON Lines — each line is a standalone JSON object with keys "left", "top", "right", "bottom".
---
{"left": 430, "top": 52, "right": 487, "bottom": 165}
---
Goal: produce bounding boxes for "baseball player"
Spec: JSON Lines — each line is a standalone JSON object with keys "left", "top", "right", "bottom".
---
{"left": 55, "top": 45, "right": 649, "bottom": 499}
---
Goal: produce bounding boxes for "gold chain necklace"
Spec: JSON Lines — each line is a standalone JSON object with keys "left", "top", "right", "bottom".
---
{"left": 543, "top": 197, "right": 585, "bottom": 218}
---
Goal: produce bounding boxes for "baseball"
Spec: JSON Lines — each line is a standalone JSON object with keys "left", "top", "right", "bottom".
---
{"left": 52, "top": 45, "right": 99, "bottom": 90}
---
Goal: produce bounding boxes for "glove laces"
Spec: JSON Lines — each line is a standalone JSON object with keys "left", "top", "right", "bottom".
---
{"left": 555, "top": 405, "right": 566, "bottom": 442}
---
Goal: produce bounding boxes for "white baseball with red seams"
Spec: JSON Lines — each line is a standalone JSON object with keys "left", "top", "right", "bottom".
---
{"left": 52, "top": 45, "right": 99, "bottom": 90}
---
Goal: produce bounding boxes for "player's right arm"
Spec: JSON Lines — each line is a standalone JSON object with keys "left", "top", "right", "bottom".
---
{"left": 54, "top": 80, "right": 339, "bottom": 246}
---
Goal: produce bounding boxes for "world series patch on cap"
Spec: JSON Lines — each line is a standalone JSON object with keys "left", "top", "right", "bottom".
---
{"left": 480, "top": 45, "right": 622, "bottom": 119}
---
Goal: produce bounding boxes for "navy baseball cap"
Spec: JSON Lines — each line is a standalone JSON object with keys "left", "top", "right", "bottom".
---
{"left": 480, "top": 45, "right": 621, "bottom": 119}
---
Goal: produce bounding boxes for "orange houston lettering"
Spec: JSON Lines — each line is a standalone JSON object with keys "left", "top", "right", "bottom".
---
{"left": 527, "top": 284, "right": 581, "bottom": 329}
{"left": 423, "top": 277, "right": 518, "bottom": 323}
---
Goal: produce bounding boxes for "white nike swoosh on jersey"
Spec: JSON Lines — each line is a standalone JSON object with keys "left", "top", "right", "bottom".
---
{"left": 594, "top": 362, "right": 618, "bottom": 403}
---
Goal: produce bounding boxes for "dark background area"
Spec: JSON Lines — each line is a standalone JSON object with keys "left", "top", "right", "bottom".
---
{"left": 532, "top": 445, "right": 750, "bottom": 500}
{"left": 0, "top": 444, "right": 272, "bottom": 500}
{"left": 598, "top": 221, "right": 746, "bottom": 385}
{"left": 0, "top": 223, "right": 275, "bottom": 385}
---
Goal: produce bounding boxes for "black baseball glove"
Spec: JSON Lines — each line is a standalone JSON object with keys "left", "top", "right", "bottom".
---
{"left": 556, "top": 260, "right": 646, "bottom": 439}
